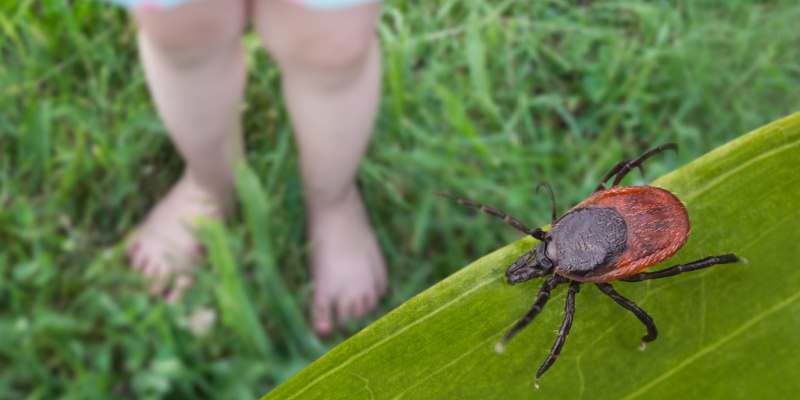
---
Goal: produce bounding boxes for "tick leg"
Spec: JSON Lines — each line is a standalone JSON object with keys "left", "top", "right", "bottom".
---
{"left": 536, "top": 182, "right": 557, "bottom": 224}
{"left": 596, "top": 282, "right": 657, "bottom": 350}
{"left": 535, "top": 280, "right": 581, "bottom": 388}
{"left": 610, "top": 143, "right": 678, "bottom": 187}
{"left": 432, "top": 192, "right": 544, "bottom": 239}
{"left": 495, "top": 275, "right": 569, "bottom": 352}
{"left": 621, "top": 254, "right": 741, "bottom": 282}
{"left": 594, "top": 143, "right": 678, "bottom": 192}
{"left": 594, "top": 160, "right": 645, "bottom": 192}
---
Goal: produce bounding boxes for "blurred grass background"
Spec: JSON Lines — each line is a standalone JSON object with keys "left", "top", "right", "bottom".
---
{"left": 1, "top": 0, "right": 799, "bottom": 398}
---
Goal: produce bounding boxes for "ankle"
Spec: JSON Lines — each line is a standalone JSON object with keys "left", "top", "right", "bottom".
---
{"left": 182, "top": 169, "right": 235, "bottom": 196}
{"left": 305, "top": 184, "right": 360, "bottom": 218}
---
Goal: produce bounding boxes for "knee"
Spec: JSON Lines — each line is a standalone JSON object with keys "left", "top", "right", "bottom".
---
{"left": 133, "top": 4, "right": 246, "bottom": 68}
{"left": 260, "top": 25, "right": 377, "bottom": 86}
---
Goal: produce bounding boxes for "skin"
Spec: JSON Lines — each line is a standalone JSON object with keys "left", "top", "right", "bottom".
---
{"left": 126, "top": 0, "right": 387, "bottom": 335}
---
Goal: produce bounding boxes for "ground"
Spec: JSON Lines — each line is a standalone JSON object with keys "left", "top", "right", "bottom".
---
{"left": 1, "top": 0, "right": 799, "bottom": 398}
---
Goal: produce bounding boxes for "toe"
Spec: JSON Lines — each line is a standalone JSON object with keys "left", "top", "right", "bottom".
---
{"left": 148, "top": 264, "right": 169, "bottom": 296}
{"left": 165, "top": 275, "right": 194, "bottom": 303}
{"left": 313, "top": 298, "right": 333, "bottom": 337}
{"left": 363, "top": 292, "right": 377, "bottom": 314}
{"left": 137, "top": 256, "right": 153, "bottom": 277}
{"left": 351, "top": 298, "right": 365, "bottom": 320}
{"left": 129, "top": 244, "right": 148, "bottom": 273}
{"left": 126, "top": 240, "right": 141, "bottom": 262}
{"left": 335, "top": 298, "right": 350, "bottom": 328}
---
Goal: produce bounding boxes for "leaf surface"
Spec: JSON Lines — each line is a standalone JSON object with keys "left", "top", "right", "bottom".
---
{"left": 263, "top": 112, "right": 800, "bottom": 399}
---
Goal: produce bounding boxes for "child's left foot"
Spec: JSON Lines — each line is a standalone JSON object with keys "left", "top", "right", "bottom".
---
{"left": 309, "top": 186, "right": 388, "bottom": 336}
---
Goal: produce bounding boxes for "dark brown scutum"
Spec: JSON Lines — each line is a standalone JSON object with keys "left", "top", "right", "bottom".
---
{"left": 548, "top": 207, "right": 627, "bottom": 279}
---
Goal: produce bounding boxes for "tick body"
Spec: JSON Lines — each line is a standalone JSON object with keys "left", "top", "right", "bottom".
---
{"left": 434, "top": 144, "right": 741, "bottom": 388}
{"left": 549, "top": 185, "right": 689, "bottom": 283}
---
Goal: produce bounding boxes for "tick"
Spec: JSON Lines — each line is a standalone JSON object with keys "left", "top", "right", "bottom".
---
{"left": 434, "top": 144, "right": 741, "bottom": 388}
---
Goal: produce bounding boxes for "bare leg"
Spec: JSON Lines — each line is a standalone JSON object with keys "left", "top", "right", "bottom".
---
{"left": 622, "top": 254, "right": 741, "bottom": 282}
{"left": 127, "top": 0, "right": 248, "bottom": 301}
{"left": 595, "top": 282, "right": 657, "bottom": 350}
{"left": 536, "top": 280, "right": 581, "bottom": 388}
{"left": 254, "top": 0, "right": 386, "bottom": 336}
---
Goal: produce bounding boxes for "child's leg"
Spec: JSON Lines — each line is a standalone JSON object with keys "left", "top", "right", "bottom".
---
{"left": 253, "top": 0, "right": 386, "bottom": 335}
{"left": 128, "top": 0, "right": 249, "bottom": 301}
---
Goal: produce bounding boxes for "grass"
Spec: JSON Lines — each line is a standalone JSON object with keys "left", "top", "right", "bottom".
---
{"left": 1, "top": 0, "right": 799, "bottom": 398}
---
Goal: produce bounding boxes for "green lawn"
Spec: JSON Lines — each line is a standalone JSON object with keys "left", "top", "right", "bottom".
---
{"left": 1, "top": 0, "right": 799, "bottom": 399}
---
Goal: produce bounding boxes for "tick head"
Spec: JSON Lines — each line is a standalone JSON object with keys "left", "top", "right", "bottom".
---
{"left": 505, "top": 242, "right": 554, "bottom": 284}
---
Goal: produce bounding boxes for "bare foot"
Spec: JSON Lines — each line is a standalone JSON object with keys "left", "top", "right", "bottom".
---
{"left": 126, "top": 172, "right": 231, "bottom": 302}
{"left": 309, "top": 187, "right": 388, "bottom": 336}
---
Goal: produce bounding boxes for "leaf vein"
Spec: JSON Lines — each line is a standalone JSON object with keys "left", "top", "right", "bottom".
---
{"left": 620, "top": 289, "right": 800, "bottom": 400}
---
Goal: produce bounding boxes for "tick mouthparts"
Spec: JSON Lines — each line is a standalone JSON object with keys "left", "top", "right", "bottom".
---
{"left": 505, "top": 259, "right": 528, "bottom": 276}
{"left": 505, "top": 264, "right": 537, "bottom": 284}
{"left": 504, "top": 268, "right": 525, "bottom": 285}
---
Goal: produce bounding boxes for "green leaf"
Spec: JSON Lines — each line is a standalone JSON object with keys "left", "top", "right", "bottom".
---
{"left": 263, "top": 112, "right": 800, "bottom": 399}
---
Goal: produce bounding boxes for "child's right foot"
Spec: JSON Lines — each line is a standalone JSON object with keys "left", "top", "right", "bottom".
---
{"left": 126, "top": 172, "right": 232, "bottom": 302}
